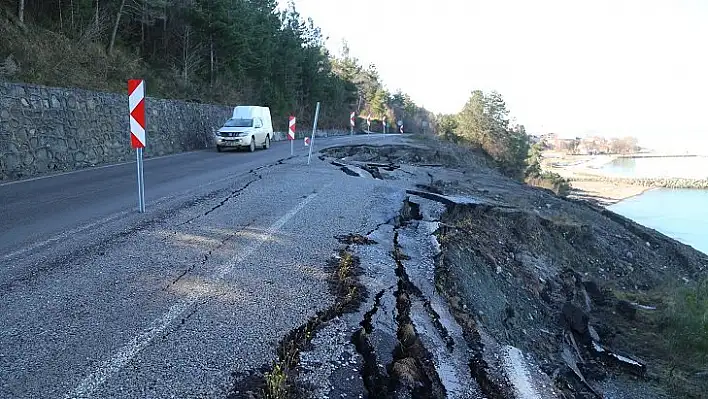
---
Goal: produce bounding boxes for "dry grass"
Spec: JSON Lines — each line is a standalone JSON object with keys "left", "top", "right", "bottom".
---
{"left": 526, "top": 172, "right": 571, "bottom": 196}
{"left": 611, "top": 279, "right": 708, "bottom": 397}
{"left": 263, "top": 364, "right": 287, "bottom": 399}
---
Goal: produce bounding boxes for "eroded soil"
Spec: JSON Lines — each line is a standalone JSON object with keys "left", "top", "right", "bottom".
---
{"left": 233, "top": 138, "right": 708, "bottom": 399}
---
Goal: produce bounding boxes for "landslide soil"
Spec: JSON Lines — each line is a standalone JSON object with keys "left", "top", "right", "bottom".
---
{"left": 323, "top": 137, "right": 708, "bottom": 398}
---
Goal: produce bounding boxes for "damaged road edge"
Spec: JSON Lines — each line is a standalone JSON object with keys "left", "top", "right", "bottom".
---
{"left": 229, "top": 244, "right": 368, "bottom": 398}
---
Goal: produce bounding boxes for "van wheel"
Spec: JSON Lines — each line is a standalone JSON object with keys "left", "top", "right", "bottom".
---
{"left": 216, "top": 145, "right": 222, "bottom": 152}
{"left": 264, "top": 135, "right": 270, "bottom": 149}
{"left": 249, "top": 137, "right": 256, "bottom": 152}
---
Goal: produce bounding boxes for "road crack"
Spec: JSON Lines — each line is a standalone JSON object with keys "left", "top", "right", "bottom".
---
{"left": 163, "top": 221, "right": 255, "bottom": 291}
{"left": 351, "top": 289, "right": 391, "bottom": 396}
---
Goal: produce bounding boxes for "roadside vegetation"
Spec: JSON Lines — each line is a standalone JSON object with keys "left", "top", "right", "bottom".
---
{"left": 434, "top": 90, "right": 571, "bottom": 194}
{"left": 526, "top": 142, "right": 571, "bottom": 195}
{"left": 0, "top": 0, "right": 433, "bottom": 131}
{"left": 607, "top": 277, "right": 708, "bottom": 397}
{"left": 664, "top": 279, "right": 708, "bottom": 372}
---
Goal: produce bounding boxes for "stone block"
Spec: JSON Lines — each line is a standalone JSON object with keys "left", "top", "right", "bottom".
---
{"left": 1, "top": 82, "right": 232, "bottom": 180}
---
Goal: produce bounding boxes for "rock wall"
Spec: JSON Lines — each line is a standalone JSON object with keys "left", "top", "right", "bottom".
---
{"left": 0, "top": 82, "right": 232, "bottom": 181}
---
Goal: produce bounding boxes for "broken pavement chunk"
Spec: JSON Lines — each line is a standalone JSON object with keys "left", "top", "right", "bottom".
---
{"left": 562, "top": 302, "right": 589, "bottom": 336}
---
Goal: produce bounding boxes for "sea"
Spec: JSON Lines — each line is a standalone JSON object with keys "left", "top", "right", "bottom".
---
{"left": 604, "top": 156, "right": 708, "bottom": 255}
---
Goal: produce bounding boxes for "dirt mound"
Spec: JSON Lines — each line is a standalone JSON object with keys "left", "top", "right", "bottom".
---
{"left": 321, "top": 143, "right": 493, "bottom": 172}
{"left": 436, "top": 200, "right": 708, "bottom": 398}
{"left": 316, "top": 140, "right": 708, "bottom": 398}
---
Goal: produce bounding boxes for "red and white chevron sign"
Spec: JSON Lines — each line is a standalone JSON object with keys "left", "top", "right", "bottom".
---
{"left": 350, "top": 111, "right": 355, "bottom": 127}
{"left": 288, "top": 116, "right": 296, "bottom": 140}
{"left": 128, "top": 79, "right": 146, "bottom": 149}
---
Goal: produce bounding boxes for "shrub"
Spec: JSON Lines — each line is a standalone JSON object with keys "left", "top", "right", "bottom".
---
{"left": 526, "top": 172, "right": 571, "bottom": 196}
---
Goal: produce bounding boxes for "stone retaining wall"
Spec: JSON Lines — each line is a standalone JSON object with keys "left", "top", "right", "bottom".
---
{"left": 0, "top": 82, "right": 232, "bottom": 181}
{"left": 568, "top": 173, "right": 708, "bottom": 189}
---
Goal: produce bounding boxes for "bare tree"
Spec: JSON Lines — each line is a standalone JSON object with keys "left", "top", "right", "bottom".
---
{"left": 18, "top": 0, "right": 25, "bottom": 24}
{"left": 173, "top": 25, "right": 203, "bottom": 84}
{"left": 108, "top": 0, "right": 127, "bottom": 55}
{"left": 58, "top": 0, "right": 63, "bottom": 31}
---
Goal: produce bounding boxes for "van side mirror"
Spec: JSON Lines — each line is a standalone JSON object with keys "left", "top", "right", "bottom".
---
{"left": 254, "top": 119, "right": 263, "bottom": 128}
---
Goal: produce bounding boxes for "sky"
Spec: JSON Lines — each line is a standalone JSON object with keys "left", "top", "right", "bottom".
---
{"left": 281, "top": 0, "right": 708, "bottom": 150}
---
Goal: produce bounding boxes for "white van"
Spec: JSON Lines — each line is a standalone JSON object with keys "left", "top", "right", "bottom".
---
{"left": 215, "top": 106, "right": 274, "bottom": 152}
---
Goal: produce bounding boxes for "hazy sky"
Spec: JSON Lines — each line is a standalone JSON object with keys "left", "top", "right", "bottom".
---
{"left": 282, "top": 0, "right": 707, "bottom": 149}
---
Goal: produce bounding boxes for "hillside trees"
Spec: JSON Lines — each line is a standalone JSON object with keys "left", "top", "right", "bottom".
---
{"left": 2, "top": 0, "right": 429, "bottom": 130}
{"left": 442, "top": 90, "right": 530, "bottom": 178}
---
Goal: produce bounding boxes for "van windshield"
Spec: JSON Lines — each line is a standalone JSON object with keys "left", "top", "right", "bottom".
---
{"left": 224, "top": 118, "right": 253, "bottom": 127}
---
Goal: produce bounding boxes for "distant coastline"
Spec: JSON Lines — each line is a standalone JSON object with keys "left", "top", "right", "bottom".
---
{"left": 542, "top": 152, "right": 708, "bottom": 205}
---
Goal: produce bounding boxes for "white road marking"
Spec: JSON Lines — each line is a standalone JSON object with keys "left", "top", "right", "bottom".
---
{"left": 502, "top": 345, "right": 542, "bottom": 399}
{"left": 0, "top": 172, "right": 237, "bottom": 262}
{"left": 65, "top": 192, "right": 320, "bottom": 398}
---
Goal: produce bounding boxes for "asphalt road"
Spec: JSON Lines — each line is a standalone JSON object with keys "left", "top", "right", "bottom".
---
{"left": 0, "top": 134, "right": 402, "bottom": 398}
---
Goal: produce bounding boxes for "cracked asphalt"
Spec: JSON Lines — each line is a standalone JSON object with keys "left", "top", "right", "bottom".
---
{"left": 0, "top": 134, "right": 405, "bottom": 398}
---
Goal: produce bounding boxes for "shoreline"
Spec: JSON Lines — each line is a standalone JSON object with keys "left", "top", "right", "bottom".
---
{"left": 567, "top": 180, "right": 654, "bottom": 206}
{"left": 542, "top": 152, "right": 708, "bottom": 206}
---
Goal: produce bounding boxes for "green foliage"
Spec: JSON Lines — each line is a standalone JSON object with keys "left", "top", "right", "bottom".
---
{"left": 453, "top": 90, "right": 530, "bottom": 178}
{"left": 525, "top": 142, "right": 571, "bottom": 196}
{"left": 0, "top": 0, "right": 430, "bottom": 131}
{"left": 435, "top": 114, "right": 458, "bottom": 140}
{"left": 263, "top": 363, "right": 287, "bottom": 399}
{"left": 663, "top": 279, "right": 708, "bottom": 366}
{"left": 526, "top": 172, "right": 571, "bottom": 196}
{"left": 526, "top": 142, "right": 544, "bottom": 177}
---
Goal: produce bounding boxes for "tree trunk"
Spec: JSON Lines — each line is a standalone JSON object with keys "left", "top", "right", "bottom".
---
{"left": 58, "top": 0, "right": 63, "bottom": 31}
{"left": 162, "top": 2, "right": 168, "bottom": 50}
{"left": 210, "top": 35, "right": 214, "bottom": 85}
{"left": 18, "top": 0, "right": 25, "bottom": 24}
{"left": 95, "top": 0, "right": 99, "bottom": 27}
{"left": 140, "top": 0, "right": 146, "bottom": 54}
{"left": 182, "top": 26, "right": 189, "bottom": 83}
{"left": 70, "top": 0, "right": 74, "bottom": 31}
{"left": 209, "top": 9, "right": 214, "bottom": 86}
{"left": 107, "top": 0, "right": 126, "bottom": 56}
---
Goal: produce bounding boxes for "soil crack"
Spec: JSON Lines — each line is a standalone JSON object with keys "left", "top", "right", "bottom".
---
{"left": 387, "top": 199, "right": 447, "bottom": 398}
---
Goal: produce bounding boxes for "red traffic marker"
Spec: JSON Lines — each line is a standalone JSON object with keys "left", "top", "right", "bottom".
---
{"left": 288, "top": 116, "right": 296, "bottom": 140}
{"left": 128, "top": 79, "right": 146, "bottom": 149}
{"left": 350, "top": 111, "right": 356, "bottom": 127}
{"left": 304, "top": 136, "right": 311, "bottom": 146}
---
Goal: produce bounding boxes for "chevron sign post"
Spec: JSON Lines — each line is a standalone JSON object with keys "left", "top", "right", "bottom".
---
{"left": 350, "top": 111, "right": 355, "bottom": 135}
{"left": 128, "top": 79, "right": 146, "bottom": 213}
{"left": 383, "top": 116, "right": 387, "bottom": 134}
{"left": 288, "top": 115, "right": 296, "bottom": 155}
{"left": 366, "top": 114, "right": 371, "bottom": 133}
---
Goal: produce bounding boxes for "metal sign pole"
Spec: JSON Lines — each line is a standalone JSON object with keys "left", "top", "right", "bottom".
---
{"left": 307, "top": 102, "right": 320, "bottom": 165}
{"left": 290, "top": 140, "right": 293, "bottom": 156}
{"left": 135, "top": 149, "right": 141, "bottom": 211}
{"left": 136, "top": 147, "right": 145, "bottom": 212}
